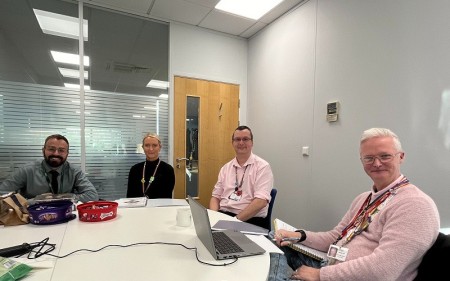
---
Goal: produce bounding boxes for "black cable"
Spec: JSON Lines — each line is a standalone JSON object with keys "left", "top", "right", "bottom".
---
{"left": 27, "top": 238, "right": 56, "bottom": 259}
{"left": 26, "top": 238, "right": 238, "bottom": 266}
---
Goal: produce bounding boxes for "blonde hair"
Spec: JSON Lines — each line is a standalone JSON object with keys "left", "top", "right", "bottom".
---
{"left": 142, "top": 133, "right": 161, "bottom": 146}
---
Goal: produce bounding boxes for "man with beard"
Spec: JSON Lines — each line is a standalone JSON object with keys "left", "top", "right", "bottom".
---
{"left": 0, "top": 134, "right": 98, "bottom": 203}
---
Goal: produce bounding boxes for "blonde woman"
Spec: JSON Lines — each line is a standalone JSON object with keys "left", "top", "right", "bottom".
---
{"left": 126, "top": 133, "right": 175, "bottom": 198}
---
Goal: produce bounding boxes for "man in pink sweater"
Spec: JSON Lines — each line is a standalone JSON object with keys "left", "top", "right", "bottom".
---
{"left": 269, "top": 128, "right": 440, "bottom": 281}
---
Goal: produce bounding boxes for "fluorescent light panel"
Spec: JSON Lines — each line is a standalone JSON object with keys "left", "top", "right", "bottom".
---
{"left": 59, "top": 67, "right": 88, "bottom": 79}
{"left": 33, "top": 9, "right": 88, "bottom": 41}
{"left": 215, "top": 0, "right": 284, "bottom": 20}
{"left": 147, "top": 80, "right": 169, "bottom": 89}
{"left": 51, "top": 51, "right": 89, "bottom": 66}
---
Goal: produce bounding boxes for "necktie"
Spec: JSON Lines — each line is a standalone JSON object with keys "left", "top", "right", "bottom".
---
{"left": 49, "top": 170, "right": 59, "bottom": 194}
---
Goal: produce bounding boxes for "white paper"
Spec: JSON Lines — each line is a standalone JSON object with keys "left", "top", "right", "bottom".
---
{"left": 246, "top": 235, "right": 284, "bottom": 254}
{"left": 115, "top": 197, "right": 147, "bottom": 208}
{"left": 146, "top": 199, "right": 189, "bottom": 207}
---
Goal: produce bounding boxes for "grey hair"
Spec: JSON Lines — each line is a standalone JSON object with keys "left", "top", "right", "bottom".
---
{"left": 360, "top": 128, "right": 402, "bottom": 151}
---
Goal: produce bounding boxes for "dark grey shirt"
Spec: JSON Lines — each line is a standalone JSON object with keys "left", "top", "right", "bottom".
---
{"left": 0, "top": 160, "right": 98, "bottom": 202}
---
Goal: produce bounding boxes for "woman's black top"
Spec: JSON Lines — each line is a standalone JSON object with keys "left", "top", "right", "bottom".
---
{"left": 126, "top": 159, "right": 175, "bottom": 199}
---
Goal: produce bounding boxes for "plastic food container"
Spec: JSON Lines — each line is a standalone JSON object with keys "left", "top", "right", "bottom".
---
{"left": 28, "top": 200, "right": 75, "bottom": 225}
{"left": 77, "top": 201, "right": 118, "bottom": 222}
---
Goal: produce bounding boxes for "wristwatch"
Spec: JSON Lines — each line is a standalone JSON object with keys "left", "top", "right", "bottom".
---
{"left": 295, "top": 229, "right": 307, "bottom": 242}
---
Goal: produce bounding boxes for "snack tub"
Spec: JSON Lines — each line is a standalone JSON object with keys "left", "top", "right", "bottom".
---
{"left": 77, "top": 201, "right": 118, "bottom": 222}
{"left": 28, "top": 200, "right": 75, "bottom": 225}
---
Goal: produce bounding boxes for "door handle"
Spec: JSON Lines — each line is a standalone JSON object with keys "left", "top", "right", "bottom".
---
{"left": 176, "top": 157, "right": 190, "bottom": 169}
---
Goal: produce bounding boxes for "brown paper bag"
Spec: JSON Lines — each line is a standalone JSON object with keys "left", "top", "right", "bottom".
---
{"left": 0, "top": 193, "right": 29, "bottom": 226}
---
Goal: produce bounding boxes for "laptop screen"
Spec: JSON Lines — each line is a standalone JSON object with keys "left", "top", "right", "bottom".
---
{"left": 188, "top": 196, "right": 218, "bottom": 258}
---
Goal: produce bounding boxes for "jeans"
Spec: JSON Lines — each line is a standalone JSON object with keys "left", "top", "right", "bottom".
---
{"left": 268, "top": 231, "right": 323, "bottom": 281}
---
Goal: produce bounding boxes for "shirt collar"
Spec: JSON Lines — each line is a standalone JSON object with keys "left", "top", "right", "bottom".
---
{"left": 42, "top": 160, "right": 65, "bottom": 174}
{"left": 371, "top": 174, "right": 405, "bottom": 196}
{"left": 232, "top": 153, "right": 255, "bottom": 168}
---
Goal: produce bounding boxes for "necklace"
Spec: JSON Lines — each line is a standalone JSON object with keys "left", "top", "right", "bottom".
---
{"left": 141, "top": 159, "right": 161, "bottom": 196}
{"left": 234, "top": 165, "right": 248, "bottom": 196}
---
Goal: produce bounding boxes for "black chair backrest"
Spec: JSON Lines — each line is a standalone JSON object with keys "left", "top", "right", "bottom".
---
{"left": 414, "top": 232, "right": 450, "bottom": 280}
{"left": 264, "top": 188, "right": 278, "bottom": 231}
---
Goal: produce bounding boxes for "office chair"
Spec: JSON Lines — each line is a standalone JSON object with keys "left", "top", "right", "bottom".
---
{"left": 414, "top": 232, "right": 450, "bottom": 281}
{"left": 264, "top": 188, "right": 278, "bottom": 231}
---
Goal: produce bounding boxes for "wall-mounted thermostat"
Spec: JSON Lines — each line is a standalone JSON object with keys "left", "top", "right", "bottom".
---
{"left": 327, "top": 101, "right": 340, "bottom": 122}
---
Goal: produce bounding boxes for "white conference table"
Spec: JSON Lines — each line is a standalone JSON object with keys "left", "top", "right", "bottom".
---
{"left": 1, "top": 200, "right": 271, "bottom": 281}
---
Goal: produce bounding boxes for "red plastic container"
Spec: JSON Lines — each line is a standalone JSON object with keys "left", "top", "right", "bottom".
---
{"left": 77, "top": 201, "right": 118, "bottom": 222}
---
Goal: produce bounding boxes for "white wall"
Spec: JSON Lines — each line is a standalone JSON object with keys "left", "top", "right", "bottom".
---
{"left": 169, "top": 22, "right": 248, "bottom": 162}
{"left": 248, "top": 0, "right": 450, "bottom": 230}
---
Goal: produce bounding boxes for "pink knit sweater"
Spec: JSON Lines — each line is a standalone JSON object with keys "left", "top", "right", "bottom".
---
{"left": 303, "top": 176, "right": 440, "bottom": 281}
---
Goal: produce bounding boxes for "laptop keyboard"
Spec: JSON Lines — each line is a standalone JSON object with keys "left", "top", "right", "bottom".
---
{"left": 212, "top": 231, "right": 244, "bottom": 254}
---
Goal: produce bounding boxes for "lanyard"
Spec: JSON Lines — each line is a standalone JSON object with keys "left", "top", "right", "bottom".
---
{"left": 141, "top": 159, "right": 161, "bottom": 196}
{"left": 335, "top": 176, "right": 410, "bottom": 246}
{"left": 234, "top": 165, "right": 248, "bottom": 195}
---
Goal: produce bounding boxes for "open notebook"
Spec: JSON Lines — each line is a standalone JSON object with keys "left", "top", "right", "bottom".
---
{"left": 188, "top": 196, "right": 265, "bottom": 260}
{"left": 274, "top": 218, "right": 328, "bottom": 262}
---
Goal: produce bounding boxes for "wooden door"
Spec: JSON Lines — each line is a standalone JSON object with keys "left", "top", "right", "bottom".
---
{"left": 173, "top": 76, "right": 239, "bottom": 207}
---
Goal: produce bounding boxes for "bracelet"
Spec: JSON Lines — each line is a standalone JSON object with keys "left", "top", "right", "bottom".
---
{"left": 295, "top": 229, "right": 307, "bottom": 242}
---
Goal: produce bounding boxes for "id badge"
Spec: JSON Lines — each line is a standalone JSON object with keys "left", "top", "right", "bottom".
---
{"left": 228, "top": 192, "right": 242, "bottom": 201}
{"left": 327, "top": 244, "right": 348, "bottom": 262}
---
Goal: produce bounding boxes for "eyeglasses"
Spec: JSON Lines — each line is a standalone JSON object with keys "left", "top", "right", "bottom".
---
{"left": 361, "top": 152, "right": 401, "bottom": 164}
{"left": 233, "top": 137, "right": 252, "bottom": 143}
{"left": 45, "top": 146, "right": 68, "bottom": 154}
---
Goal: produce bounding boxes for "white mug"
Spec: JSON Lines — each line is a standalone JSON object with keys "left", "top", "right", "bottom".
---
{"left": 176, "top": 208, "right": 191, "bottom": 227}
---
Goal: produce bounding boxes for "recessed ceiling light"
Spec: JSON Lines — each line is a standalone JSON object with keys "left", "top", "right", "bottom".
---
{"left": 51, "top": 51, "right": 89, "bottom": 66}
{"left": 215, "top": 0, "right": 284, "bottom": 20}
{"left": 147, "top": 80, "right": 169, "bottom": 89}
{"left": 33, "top": 9, "right": 88, "bottom": 41}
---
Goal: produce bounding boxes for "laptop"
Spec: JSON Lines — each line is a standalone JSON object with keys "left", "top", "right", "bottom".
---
{"left": 187, "top": 196, "right": 266, "bottom": 260}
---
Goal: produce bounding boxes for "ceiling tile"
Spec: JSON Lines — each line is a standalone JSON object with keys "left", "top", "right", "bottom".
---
{"left": 85, "top": 0, "right": 303, "bottom": 39}
{"left": 184, "top": 0, "right": 220, "bottom": 9}
{"left": 199, "top": 10, "right": 255, "bottom": 36}
{"left": 88, "top": 0, "right": 153, "bottom": 14}
{"left": 151, "top": 0, "right": 211, "bottom": 25}
{"left": 240, "top": 21, "right": 268, "bottom": 38}
{"left": 259, "top": 0, "right": 306, "bottom": 24}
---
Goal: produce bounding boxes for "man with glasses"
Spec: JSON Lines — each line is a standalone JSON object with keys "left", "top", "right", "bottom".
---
{"left": 268, "top": 127, "right": 440, "bottom": 281}
{"left": 0, "top": 134, "right": 98, "bottom": 203}
{"left": 209, "top": 125, "right": 274, "bottom": 230}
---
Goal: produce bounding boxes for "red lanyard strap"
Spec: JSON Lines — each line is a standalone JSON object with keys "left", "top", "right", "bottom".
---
{"left": 335, "top": 177, "right": 410, "bottom": 245}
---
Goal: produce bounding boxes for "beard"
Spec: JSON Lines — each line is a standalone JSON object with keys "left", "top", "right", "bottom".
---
{"left": 45, "top": 155, "right": 66, "bottom": 167}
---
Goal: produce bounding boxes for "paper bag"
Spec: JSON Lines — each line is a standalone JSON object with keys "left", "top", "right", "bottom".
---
{"left": 0, "top": 193, "right": 29, "bottom": 226}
